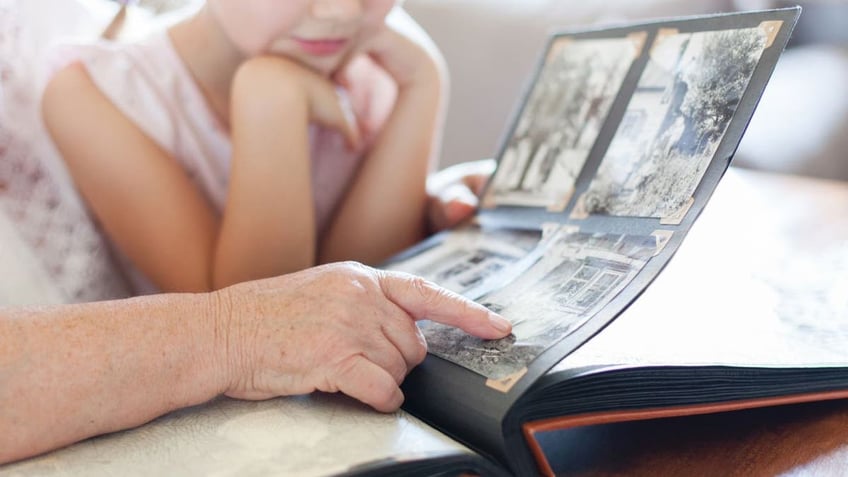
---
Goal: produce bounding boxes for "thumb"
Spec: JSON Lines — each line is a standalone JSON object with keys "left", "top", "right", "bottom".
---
{"left": 427, "top": 189, "right": 477, "bottom": 233}
{"left": 441, "top": 198, "right": 476, "bottom": 228}
{"left": 427, "top": 183, "right": 478, "bottom": 232}
{"left": 377, "top": 271, "right": 512, "bottom": 340}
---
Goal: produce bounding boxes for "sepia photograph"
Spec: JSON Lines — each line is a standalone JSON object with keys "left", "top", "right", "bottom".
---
{"left": 485, "top": 36, "right": 638, "bottom": 210}
{"left": 422, "top": 227, "right": 659, "bottom": 380}
{"left": 384, "top": 225, "right": 541, "bottom": 297}
{"left": 583, "top": 27, "right": 769, "bottom": 218}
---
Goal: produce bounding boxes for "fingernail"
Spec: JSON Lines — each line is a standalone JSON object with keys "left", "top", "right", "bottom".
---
{"left": 489, "top": 312, "right": 512, "bottom": 334}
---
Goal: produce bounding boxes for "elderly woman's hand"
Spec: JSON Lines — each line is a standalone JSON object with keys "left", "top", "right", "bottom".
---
{"left": 216, "top": 261, "right": 511, "bottom": 412}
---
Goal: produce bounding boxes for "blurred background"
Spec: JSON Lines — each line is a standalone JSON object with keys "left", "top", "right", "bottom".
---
{"left": 119, "top": 0, "right": 848, "bottom": 180}
{"left": 404, "top": 0, "right": 848, "bottom": 181}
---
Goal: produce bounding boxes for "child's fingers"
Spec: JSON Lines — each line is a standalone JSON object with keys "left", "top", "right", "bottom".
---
{"left": 307, "top": 80, "right": 361, "bottom": 151}
{"left": 333, "top": 88, "right": 362, "bottom": 151}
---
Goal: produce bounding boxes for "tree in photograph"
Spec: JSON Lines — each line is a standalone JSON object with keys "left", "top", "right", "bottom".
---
{"left": 679, "top": 29, "right": 766, "bottom": 153}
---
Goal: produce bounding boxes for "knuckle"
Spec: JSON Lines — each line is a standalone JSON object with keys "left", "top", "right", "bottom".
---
{"left": 328, "top": 354, "right": 360, "bottom": 388}
{"left": 332, "top": 260, "right": 366, "bottom": 278}
{"left": 411, "top": 338, "right": 428, "bottom": 366}
{"left": 343, "top": 260, "right": 373, "bottom": 276}
{"left": 390, "top": 362, "right": 406, "bottom": 385}
{"left": 408, "top": 275, "right": 436, "bottom": 302}
{"left": 317, "top": 361, "right": 351, "bottom": 395}
{"left": 371, "top": 381, "right": 400, "bottom": 410}
{"left": 416, "top": 277, "right": 467, "bottom": 314}
{"left": 334, "top": 354, "right": 359, "bottom": 376}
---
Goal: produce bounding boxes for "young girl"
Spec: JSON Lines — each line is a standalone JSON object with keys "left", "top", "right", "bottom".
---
{"left": 41, "top": 0, "right": 448, "bottom": 293}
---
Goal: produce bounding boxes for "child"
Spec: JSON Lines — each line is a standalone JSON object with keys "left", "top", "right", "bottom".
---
{"left": 41, "top": 0, "right": 448, "bottom": 293}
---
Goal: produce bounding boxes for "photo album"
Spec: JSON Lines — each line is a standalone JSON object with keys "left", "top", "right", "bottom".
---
{"left": 14, "top": 6, "right": 848, "bottom": 477}
{"left": 383, "top": 5, "right": 817, "bottom": 476}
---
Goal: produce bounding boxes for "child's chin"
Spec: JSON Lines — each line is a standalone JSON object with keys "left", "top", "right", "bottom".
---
{"left": 298, "top": 55, "right": 345, "bottom": 77}
{"left": 266, "top": 48, "right": 344, "bottom": 77}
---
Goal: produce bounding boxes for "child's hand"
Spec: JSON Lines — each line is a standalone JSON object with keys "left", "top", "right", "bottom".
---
{"left": 426, "top": 159, "right": 496, "bottom": 233}
{"left": 233, "top": 56, "right": 361, "bottom": 150}
{"left": 349, "top": 7, "right": 445, "bottom": 90}
{"left": 317, "top": 9, "right": 448, "bottom": 266}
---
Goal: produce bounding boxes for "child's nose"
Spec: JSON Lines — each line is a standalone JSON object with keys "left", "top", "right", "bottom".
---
{"left": 311, "top": 0, "right": 362, "bottom": 21}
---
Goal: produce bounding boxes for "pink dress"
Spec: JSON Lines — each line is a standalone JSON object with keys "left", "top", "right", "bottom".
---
{"left": 1, "top": 1, "right": 389, "bottom": 302}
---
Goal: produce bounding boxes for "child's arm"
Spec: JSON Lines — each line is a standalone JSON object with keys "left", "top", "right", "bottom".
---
{"left": 318, "top": 9, "right": 448, "bottom": 265}
{"left": 213, "top": 58, "right": 360, "bottom": 287}
{"left": 43, "top": 62, "right": 219, "bottom": 292}
{"left": 42, "top": 61, "right": 357, "bottom": 292}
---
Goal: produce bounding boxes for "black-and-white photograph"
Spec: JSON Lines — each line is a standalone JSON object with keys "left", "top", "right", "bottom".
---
{"left": 422, "top": 227, "right": 659, "bottom": 380}
{"left": 384, "top": 226, "right": 541, "bottom": 297}
{"left": 485, "top": 36, "right": 638, "bottom": 210}
{"left": 582, "top": 27, "right": 768, "bottom": 218}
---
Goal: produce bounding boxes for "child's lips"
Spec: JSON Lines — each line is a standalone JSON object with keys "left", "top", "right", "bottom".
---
{"left": 292, "top": 37, "right": 348, "bottom": 56}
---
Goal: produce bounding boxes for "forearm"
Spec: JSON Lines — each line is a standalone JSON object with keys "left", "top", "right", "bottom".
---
{"left": 213, "top": 62, "right": 317, "bottom": 288}
{"left": 320, "top": 72, "right": 445, "bottom": 265}
{"left": 0, "top": 293, "right": 226, "bottom": 463}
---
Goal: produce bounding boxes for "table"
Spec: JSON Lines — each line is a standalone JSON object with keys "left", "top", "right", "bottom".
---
{"left": 546, "top": 399, "right": 848, "bottom": 476}
{"left": 547, "top": 166, "right": 848, "bottom": 476}
{"left": 3, "top": 167, "right": 847, "bottom": 477}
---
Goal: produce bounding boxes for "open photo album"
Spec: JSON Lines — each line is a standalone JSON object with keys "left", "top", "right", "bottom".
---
{"left": 390, "top": 7, "right": 795, "bottom": 393}
{"left": 14, "top": 6, "right": 848, "bottom": 477}
{"left": 381, "top": 6, "right": 812, "bottom": 476}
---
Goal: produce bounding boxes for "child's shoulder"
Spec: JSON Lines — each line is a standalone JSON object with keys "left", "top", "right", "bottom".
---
{"left": 44, "top": 31, "right": 184, "bottom": 122}
{"left": 47, "top": 30, "right": 175, "bottom": 86}
{"left": 43, "top": 30, "right": 207, "bottom": 163}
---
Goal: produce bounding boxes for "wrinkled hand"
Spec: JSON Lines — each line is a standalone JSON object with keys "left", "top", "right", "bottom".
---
{"left": 233, "top": 56, "right": 361, "bottom": 150}
{"left": 426, "top": 159, "right": 496, "bottom": 233}
{"left": 214, "top": 262, "right": 511, "bottom": 412}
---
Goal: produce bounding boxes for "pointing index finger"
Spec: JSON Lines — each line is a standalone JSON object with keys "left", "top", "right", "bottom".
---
{"left": 377, "top": 271, "right": 512, "bottom": 340}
